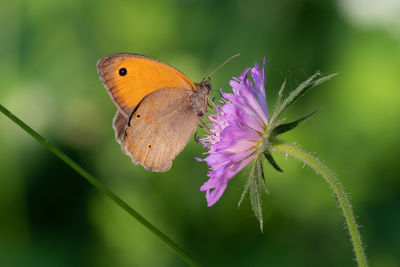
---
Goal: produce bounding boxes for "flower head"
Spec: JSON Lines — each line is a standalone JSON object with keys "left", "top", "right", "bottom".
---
{"left": 199, "top": 58, "right": 269, "bottom": 206}
{"left": 197, "top": 57, "right": 335, "bottom": 230}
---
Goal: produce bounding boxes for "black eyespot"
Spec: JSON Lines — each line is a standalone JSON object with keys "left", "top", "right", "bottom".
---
{"left": 119, "top": 68, "right": 127, "bottom": 76}
{"left": 148, "top": 144, "right": 152, "bottom": 149}
{"left": 136, "top": 114, "right": 141, "bottom": 118}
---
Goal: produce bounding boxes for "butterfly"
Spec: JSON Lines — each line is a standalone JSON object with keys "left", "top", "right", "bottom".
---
{"left": 97, "top": 53, "right": 211, "bottom": 172}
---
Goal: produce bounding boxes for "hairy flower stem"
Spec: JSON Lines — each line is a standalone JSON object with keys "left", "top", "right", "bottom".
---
{"left": 0, "top": 104, "right": 199, "bottom": 267}
{"left": 271, "top": 138, "right": 368, "bottom": 267}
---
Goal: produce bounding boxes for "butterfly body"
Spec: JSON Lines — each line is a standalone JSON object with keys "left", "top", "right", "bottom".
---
{"left": 97, "top": 53, "right": 210, "bottom": 172}
{"left": 190, "top": 80, "right": 211, "bottom": 117}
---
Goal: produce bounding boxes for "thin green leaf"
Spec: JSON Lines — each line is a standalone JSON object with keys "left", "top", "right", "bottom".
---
{"left": 271, "top": 109, "right": 320, "bottom": 136}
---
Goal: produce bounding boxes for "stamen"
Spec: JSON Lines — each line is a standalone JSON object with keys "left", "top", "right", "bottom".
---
{"left": 199, "top": 119, "right": 211, "bottom": 134}
{"left": 208, "top": 96, "right": 217, "bottom": 109}
{"left": 194, "top": 132, "right": 200, "bottom": 144}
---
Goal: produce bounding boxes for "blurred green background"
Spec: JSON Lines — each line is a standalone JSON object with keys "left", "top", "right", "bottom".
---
{"left": 1, "top": 0, "right": 399, "bottom": 266}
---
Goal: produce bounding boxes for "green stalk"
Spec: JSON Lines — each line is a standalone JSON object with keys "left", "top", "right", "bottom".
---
{"left": 271, "top": 139, "right": 368, "bottom": 267}
{"left": 0, "top": 104, "right": 199, "bottom": 267}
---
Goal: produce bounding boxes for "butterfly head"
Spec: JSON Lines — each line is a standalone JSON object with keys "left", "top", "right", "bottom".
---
{"left": 198, "top": 77, "right": 212, "bottom": 94}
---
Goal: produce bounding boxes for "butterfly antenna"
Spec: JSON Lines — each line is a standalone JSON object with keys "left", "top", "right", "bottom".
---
{"left": 206, "top": 53, "right": 240, "bottom": 79}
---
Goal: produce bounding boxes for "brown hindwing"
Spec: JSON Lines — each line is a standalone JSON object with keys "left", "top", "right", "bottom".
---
{"left": 121, "top": 87, "right": 200, "bottom": 172}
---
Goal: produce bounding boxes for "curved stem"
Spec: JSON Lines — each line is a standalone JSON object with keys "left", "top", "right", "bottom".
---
{"left": 271, "top": 139, "right": 368, "bottom": 267}
{"left": 0, "top": 104, "right": 199, "bottom": 267}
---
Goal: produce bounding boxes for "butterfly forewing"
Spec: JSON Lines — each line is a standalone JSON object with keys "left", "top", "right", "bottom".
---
{"left": 97, "top": 53, "right": 197, "bottom": 116}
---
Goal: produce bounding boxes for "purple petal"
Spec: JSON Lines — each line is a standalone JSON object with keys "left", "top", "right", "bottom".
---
{"left": 228, "top": 81, "right": 268, "bottom": 125}
{"left": 251, "top": 57, "right": 269, "bottom": 119}
{"left": 205, "top": 183, "right": 227, "bottom": 206}
{"left": 222, "top": 102, "right": 264, "bottom": 133}
{"left": 230, "top": 67, "right": 251, "bottom": 95}
{"left": 223, "top": 93, "right": 266, "bottom": 128}
{"left": 201, "top": 154, "right": 255, "bottom": 206}
{"left": 204, "top": 153, "right": 230, "bottom": 167}
{"left": 215, "top": 124, "right": 260, "bottom": 150}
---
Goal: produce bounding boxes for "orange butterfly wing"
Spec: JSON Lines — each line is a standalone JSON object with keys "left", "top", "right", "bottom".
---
{"left": 97, "top": 53, "right": 197, "bottom": 116}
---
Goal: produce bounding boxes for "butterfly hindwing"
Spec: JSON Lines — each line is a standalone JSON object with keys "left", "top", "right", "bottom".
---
{"left": 122, "top": 87, "right": 199, "bottom": 172}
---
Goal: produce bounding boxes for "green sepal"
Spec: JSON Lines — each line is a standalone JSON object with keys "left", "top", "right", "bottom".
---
{"left": 271, "top": 109, "right": 319, "bottom": 136}
{"left": 263, "top": 150, "right": 283, "bottom": 172}
{"left": 251, "top": 158, "right": 265, "bottom": 231}
{"left": 256, "top": 157, "right": 269, "bottom": 194}
{"left": 269, "top": 73, "right": 336, "bottom": 125}
{"left": 249, "top": 173, "right": 263, "bottom": 232}
{"left": 238, "top": 172, "right": 251, "bottom": 209}
{"left": 238, "top": 157, "right": 266, "bottom": 232}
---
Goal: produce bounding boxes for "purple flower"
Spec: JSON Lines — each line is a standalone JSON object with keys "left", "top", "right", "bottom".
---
{"left": 197, "top": 58, "right": 334, "bottom": 230}
{"left": 199, "top": 58, "right": 269, "bottom": 206}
